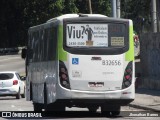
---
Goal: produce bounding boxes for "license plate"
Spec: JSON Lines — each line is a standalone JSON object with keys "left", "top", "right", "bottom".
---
{"left": 88, "top": 82, "right": 104, "bottom": 87}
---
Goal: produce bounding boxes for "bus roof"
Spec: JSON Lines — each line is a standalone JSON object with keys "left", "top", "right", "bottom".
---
{"left": 47, "top": 14, "right": 107, "bottom": 22}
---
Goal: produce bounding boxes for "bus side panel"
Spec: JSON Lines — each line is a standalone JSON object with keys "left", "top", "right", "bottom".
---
{"left": 26, "top": 22, "right": 58, "bottom": 104}
{"left": 125, "top": 20, "right": 134, "bottom": 61}
{"left": 46, "top": 61, "right": 58, "bottom": 104}
{"left": 26, "top": 65, "right": 31, "bottom": 101}
{"left": 29, "top": 63, "right": 45, "bottom": 103}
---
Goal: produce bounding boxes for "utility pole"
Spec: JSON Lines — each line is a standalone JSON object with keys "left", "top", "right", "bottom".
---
{"left": 88, "top": 0, "right": 92, "bottom": 14}
{"left": 151, "top": 0, "right": 157, "bottom": 32}
{"left": 157, "top": 0, "right": 160, "bottom": 32}
{"left": 117, "top": 0, "right": 121, "bottom": 18}
{"left": 111, "top": 0, "right": 117, "bottom": 18}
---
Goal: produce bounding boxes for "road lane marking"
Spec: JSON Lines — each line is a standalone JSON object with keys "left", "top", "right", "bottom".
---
{"left": 0, "top": 61, "right": 24, "bottom": 67}
{"left": 11, "top": 105, "right": 24, "bottom": 111}
{"left": 18, "top": 108, "right": 24, "bottom": 111}
{"left": 0, "top": 57, "right": 20, "bottom": 62}
{"left": 11, "top": 105, "right": 15, "bottom": 108}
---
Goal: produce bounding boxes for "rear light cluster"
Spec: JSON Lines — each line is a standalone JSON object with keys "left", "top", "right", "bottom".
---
{"left": 13, "top": 80, "right": 18, "bottom": 85}
{"left": 59, "top": 61, "right": 70, "bottom": 89}
{"left": 122, "top": 62, "right": 133, "bottom": 89}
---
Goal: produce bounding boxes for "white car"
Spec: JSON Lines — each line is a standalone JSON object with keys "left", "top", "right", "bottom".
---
{"left": 0, "top": 71, "right": 25, "bottom": 99}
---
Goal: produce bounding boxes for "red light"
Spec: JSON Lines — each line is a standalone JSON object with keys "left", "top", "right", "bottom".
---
{"left": 61, "top": 74, "right": 67, "bottom": 80}
{"left": 122, "top": 92, "right": 128, "bottom": 94}
{"left": 125, "top": 75, "right": 131, "bottom": 80}
{"left": 59, "top": 61, "right": 70, "bottom": 89}
{"left": 126, "top": 68, "right": 131, "bottom": 73}
{"left": 61, "top": 68, "right": 66, "bottom": 73}
{"left": 13, "top": 80, "right": 18, "bottom": 85}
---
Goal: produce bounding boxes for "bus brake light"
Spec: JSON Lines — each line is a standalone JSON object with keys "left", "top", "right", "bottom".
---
{"left": 59, "top": 61, "right": 70, "bottom": 89}
{"left": 122, "top": 62, "right": 133, "bottom": 89}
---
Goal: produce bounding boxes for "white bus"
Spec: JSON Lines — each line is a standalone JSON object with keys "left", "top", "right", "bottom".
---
{"left": 25, "top": 14, "right": 135, "bottom": 116}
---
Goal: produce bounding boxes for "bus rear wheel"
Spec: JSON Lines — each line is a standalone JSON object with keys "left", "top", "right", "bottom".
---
{"left": 45, "top": 103, "right": 65, "bottom": 111}
{"left": 33, "top": 103, "right": 43, "bottom": 111}
{"left": 101, "top": 105, "right": 120, "bottom": 116}
{"left": 111, "top": 110, "right": 120, "bottom": 116}
{"left": 88, "top": 106, "right": 99, "bottom": 113}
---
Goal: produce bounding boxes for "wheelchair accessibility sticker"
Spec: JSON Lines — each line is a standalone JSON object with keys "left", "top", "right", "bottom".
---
{"left": 72, "top": 58, "right": 79, "bottom": 65}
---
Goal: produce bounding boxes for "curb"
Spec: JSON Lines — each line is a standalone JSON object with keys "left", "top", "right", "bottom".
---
{"left": 129, "top": 103, "right": 160, "bottom": 113}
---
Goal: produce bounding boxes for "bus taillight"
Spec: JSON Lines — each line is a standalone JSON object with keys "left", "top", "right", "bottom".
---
{"left": 122, "top": 62, "right": 133, "bottom": 89}
{"left": 59, "top": 61, "right": 70, "bottom": 89}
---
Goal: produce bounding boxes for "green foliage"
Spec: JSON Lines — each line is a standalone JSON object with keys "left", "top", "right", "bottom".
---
{"left": 121, "top": 0, "right": 151, "bottom": 34}
{"left": 63, "top": 0, "right": 78, "bottom": 14}
{"left": 0, "top": 0, "right": 153, "bottom": 47}
{"left": 92, "top": 0, "right": 111, "bottom": 16}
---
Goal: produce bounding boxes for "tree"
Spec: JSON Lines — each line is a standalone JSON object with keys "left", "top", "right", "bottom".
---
{"left": 121, "top": 0, "right": 151, "bottom": 34}
{"left": 63, "top": 0, "right": 78, "bottom": 14}
{"left": 0, "top": 0, "right": 152, "bottom": 48}
{"left": 0, "top": 0, "right": 26, "bottom": 47}
{"left": 92, "top": 0, "right": 111, "bottom": 16}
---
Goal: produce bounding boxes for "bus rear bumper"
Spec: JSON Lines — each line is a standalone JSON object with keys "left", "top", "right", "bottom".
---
{"left": 55, "top": 99, "right": 134, "bottom": 107}
{"left": 56, "top": 84, "right": 135, "bottom": 106}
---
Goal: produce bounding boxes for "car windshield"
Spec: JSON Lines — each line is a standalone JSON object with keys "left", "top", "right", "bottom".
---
{"left": 0, "top": 73, "right": 14, "bottom": 80}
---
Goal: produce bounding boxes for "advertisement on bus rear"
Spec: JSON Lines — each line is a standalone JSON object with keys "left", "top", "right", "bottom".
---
{"left": 66, "top": 24, "right": 108, "bottom": 47}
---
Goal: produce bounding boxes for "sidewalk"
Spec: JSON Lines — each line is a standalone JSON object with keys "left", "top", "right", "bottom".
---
{"left": 129, "top": 88, "right": 160, "bottom": 112}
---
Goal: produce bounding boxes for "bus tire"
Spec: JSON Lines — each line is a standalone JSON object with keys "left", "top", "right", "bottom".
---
{"left": 33, "top": 103, "right": 43, "bottom": 111}
{"left": 88, "top": 106, "right": 99, "bottom": 113}
{"left": 101, "top": 105, "right": 120, "bottom": 116}
{"left": 101, "top": 106, "right": 110, "bottom": 116}
{"left": 111, "top": 106, "right": 120, "bottom": 116}
{"left": 45, "top": 103, "right": 65, "bottom": 111}
{"left": 111, "top": 111, "right": 120, "bottom": 116}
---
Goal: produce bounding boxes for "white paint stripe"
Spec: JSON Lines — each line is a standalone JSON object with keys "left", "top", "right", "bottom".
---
{"left": 0, "top": 57, "right": 20, "bottom": 62}
{"left": 11, "top": 105, "right": 24, "bottom": 111}
{"left": 11, "top": 105, "right": 15, "bottom": 108}
{"left": 18, "top": 108, "right": 24, "bottom": 111}
{"left": 0, "top": 61, "right": 24, "bottom": 67}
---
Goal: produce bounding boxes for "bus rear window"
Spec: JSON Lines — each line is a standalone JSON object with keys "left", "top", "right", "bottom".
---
{"left": 66, "top": 23, "right": 127, "bottom": 48}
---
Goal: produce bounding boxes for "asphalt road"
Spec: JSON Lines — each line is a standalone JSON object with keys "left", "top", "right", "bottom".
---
{"left": 0, "top": 55, "right": 25, "bottom": 75}
{"left": 0, "top": 55, "right": 159, "bottom": 119}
